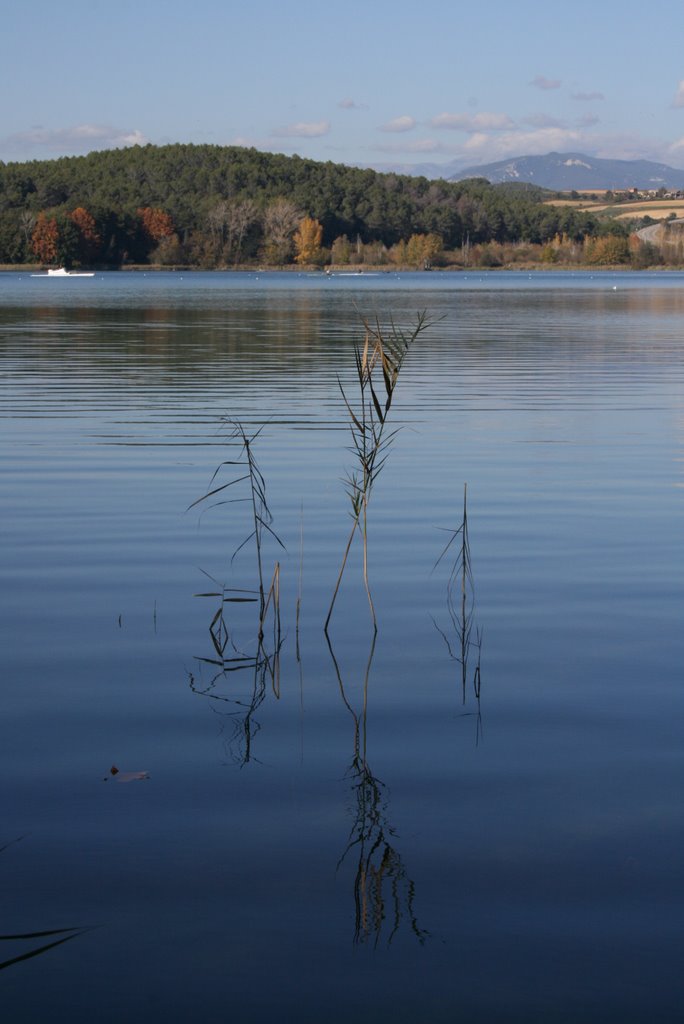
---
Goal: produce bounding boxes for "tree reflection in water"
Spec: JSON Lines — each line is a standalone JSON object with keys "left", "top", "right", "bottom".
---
{"left": 327, "top": 636, "right": 429, "bottom": 946}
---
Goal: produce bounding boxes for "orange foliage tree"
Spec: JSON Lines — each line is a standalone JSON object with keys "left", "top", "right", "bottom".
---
{"left": 137, "top": 207, "right": 175, "bottom": 243}
{"left": 70, "top": 207, "right": 101, "bottom": 263}
{"left": 294, "top": 216, "right": 324, "bottom": 264}
{"left": 31, "top": 213, "right": 59, "bottom": 264}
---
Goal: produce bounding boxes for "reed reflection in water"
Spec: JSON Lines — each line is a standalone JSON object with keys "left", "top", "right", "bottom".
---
{"left": 328, "top": 635, "right": 429, "bottom": 947}
{"left": 432, "top": 483, "right": 483, "bottom": 741}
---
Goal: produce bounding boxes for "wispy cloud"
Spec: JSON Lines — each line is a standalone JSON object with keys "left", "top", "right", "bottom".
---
{"left": 673, "top": 81, "right": 684, "bottom": 108}
{"left": 576, "top": 113, "right": 601, "bottom": 128}
{"left": 232, "top": 135, "right": 260, "bottom": 148}
{"left": 572, "top": 91, "right": 605, "bottom": 101}
{"left": 1, "top": 123, "right": 147, "bottom": 157}
{"left": 522, "top": 113, "right": 567, "bottom": 129}
{"left": 375, "top": 138, "right": 452, "bottom": 154}
{"left": 378, "top": 115, "right": 416, "bottom": 133}
{"left": 530, "top": 75, "right": 561, "bottom": 91}
{"left": 271, "top": 120, "right": 331, "bottom": 139}
{"left": 338, "top": 98, "right": 368, "bottom": 110}
{"left": 429, "top": 111, "right": 514, "bottom": 132}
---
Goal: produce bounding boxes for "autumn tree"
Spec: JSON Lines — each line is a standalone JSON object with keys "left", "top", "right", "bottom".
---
{"left": 294, "top": 216, "right": 324, "bottom": 265}
{"left": 420, "top": 232, "right": 442, "bottom": 267}
{"left": 331, "top": 234, "right": 351, "bottom": 265}
{"left": 150, "top": 233, "right": 185, "bottom": 265}
{"left": 137, "top": 207, "right": 175, "bottom": 243}
{"left": 585, "top": 235, "right": 630, "bottom": 265}
{"left": 70, "top": 206, "right": 101, "bottom": 264}
{"left": 31, "top": 213, "right": 59, "bottom": 264}
{"left": 136, "top": 207, "right": 179, "bottom": 264}
{"left": 388, "top": 239, "right": 408, "bottom": 266}
{"left": 628, "top": 233, "right": 662, "bottom": 268}
{"left": 405, "top": 232, "right": 443, "bottom": 268}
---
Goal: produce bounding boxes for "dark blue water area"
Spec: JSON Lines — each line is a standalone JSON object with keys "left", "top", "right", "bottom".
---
{"left": 1, "top": 271, "right": 684, "bottom": 1021}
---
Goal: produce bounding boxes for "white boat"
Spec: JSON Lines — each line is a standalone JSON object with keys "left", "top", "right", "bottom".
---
{"left": 31, "top": 267, "right": 95, "bottom": 278}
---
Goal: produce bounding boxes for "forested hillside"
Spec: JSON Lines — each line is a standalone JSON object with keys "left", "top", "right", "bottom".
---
{"left": 0, "top": 143, "right": 599, "bottom": 267}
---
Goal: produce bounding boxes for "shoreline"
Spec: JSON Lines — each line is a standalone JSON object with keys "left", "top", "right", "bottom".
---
{"left": 3, "top": 262, "right": 684, "bottom": 274}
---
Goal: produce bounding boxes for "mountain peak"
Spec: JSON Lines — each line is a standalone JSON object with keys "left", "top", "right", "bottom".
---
{"left": 449, "top": 152, "right": 684, "bottom": 190}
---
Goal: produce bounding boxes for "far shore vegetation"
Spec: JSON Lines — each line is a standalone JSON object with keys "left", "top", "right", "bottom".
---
{"left": 2, "top": 143, "right": 684, "bottom": 272}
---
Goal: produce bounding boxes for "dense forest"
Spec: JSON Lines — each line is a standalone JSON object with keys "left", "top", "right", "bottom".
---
{"left": 0, "top": 143, "right": 607, "bottom": 267}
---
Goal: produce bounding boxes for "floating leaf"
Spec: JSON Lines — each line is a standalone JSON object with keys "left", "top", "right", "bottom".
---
{"left": 115, "top": 771, "right": 149, "bottom": 783}
{"left": 105, "top": 766, "right": 149, "bottom": 782}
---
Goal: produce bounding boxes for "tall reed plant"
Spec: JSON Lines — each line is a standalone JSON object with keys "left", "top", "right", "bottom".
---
{"left": 326, "top": 312, "right": 432, "bottom": 632}
{"left": 189, "top": 420, "right": 284, "bottom": 644}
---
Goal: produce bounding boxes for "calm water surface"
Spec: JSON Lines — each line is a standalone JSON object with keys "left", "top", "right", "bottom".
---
{"left": 1, "top": 271, "right": 684, "bottom": 1022}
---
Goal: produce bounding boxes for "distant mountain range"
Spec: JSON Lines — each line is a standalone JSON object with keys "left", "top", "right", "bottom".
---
{"left": 370, "top": 151, "right": 684, "bottom": 190}
{"left": 448, "top": 152, "right": 684, "bottom": 191}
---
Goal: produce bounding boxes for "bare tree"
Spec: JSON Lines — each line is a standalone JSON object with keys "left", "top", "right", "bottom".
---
{"left": 225, "top": 199, "right": 257, "bottom": 265}
{"left": 261, "top": 198, "right": 301, "bottom": 264}
{"left": 19, "top": 211, "right": 36, "bottom": 253}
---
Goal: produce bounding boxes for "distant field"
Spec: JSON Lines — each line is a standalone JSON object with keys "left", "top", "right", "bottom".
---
{"left": 613, "top": 204, "right": 684, "bottom": 220}
{"left": 545, "top": 199, "right": 587, "bottom": 207}
{"left": 545, "top": 198, "right": 684, "bottom": 220}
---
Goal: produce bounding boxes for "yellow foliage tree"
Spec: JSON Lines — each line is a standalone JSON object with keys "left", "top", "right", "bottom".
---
{"left": 331, "top": 234, "right": 351, "bottom": 265}
{"left": 294, "top": 216, "right": 323, "bottom": 265}
{"left": 388, "top": 240, "right": 408, "bottom": 265}
{"left": 405, "top": 232, "right": 443, "bottom": 268}
{"left": 421, "top": 232, "right": 443, "bottom": 267}
{"left": 585, "top": 235, "right": 630, "bottom": 265}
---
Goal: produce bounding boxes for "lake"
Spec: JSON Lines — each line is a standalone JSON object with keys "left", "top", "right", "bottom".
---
{"left": 1, "top": 270, "right": 684, "bottom": 1022}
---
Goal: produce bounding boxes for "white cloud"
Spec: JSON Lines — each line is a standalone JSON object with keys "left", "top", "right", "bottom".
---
{"left": 1, "top": 123, "right": 148, "bottom": 156}
{"left": 460, "top": 126, "right": 585, "bottom": 163}
{"left": 572, "top": 91, "right": 605, "bottom": 101}
{"left": 271, "top": 120, "right": 331, "bottom": 139}
{"left": 378, "top": 115, "right": 416, "bottom": 133}
{"left": 338, "top": 98, "right": 368, "bottom": 110}
{"left": 673, "top": 81, "right": 684, "bottom": 108}
{"left": 530, "top": 75, "right": 561, "bottom": 91}
{"left": 430, "top": 111, "right": 514, "bottom": 132}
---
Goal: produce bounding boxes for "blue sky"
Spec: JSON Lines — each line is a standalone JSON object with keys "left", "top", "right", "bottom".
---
{"left": 3, "top": 0, "right": 684, "bottom": 171}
